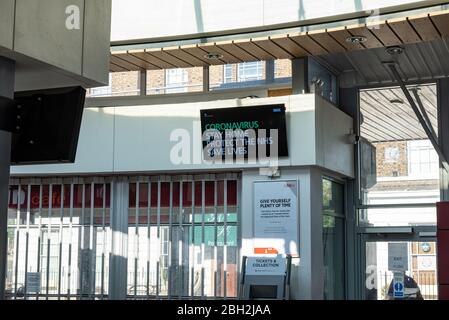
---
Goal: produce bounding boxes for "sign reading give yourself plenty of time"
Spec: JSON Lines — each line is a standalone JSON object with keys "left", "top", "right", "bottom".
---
{"left": 253, "top": 180, "right": 299, "bottom": 256}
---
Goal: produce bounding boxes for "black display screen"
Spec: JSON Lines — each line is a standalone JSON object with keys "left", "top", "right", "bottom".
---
{"left": 11, "top": 86, "right": 85, "bottom": 165}
{"left": 200, "top": 104, "right": 288, "bottom": 161}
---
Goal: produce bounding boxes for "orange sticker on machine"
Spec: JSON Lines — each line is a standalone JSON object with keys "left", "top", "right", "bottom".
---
{"left": 254, "top": 247, "right": 279, "bottom": 254}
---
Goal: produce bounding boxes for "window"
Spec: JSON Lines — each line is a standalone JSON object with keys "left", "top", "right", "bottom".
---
{"left": 223, "top": 62, "right": 264, "bottom": 84}
{"left": 166, "top": 69, "right": 188, "bottom": 93}
{"left": 384, "top": 147, "right": 400, "bottom": 163}
{"left": 408, "top": 140, "right": 439, "bottom": 178}
{"left": 237, "top": 61, "right": 263, "bottom": 82}
{"left": 223, "top": 65, "right": 233, "bottom": 83}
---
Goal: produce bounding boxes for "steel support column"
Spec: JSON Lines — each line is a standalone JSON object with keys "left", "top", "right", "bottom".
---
{"left": 0, "top": 57, "right": 14, "bottom": 300}
{"left": 109, "top": 178, "right": 129, "bottom": 300}
{"left": 438, "top": 78, "right": 449, "bottom": 200}
{"left": 339, "top": 87, "right": 360, "bottom": 299}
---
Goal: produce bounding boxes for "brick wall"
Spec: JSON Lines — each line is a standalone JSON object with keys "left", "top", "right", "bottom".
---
{"left": 111, "top": 71, "right": 139, "bottom": 96}
{"left": 147, "top": 70, "right": 165, "bottom": 94}
{"left": 186, "top": 67, "right": 203, "bottom": 92}
{"left": 374, "top": 141, "right": 408, "bottom": 177}
{"left": 209, "top": 65, "right": 224, "bottom": 87}
{"left": 275, "top": 59, "right": 292, "bottom": 78}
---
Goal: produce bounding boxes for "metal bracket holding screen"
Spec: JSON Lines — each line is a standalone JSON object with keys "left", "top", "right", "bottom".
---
{"left": 0, "top": 95, "right": 20, "bottom": 133}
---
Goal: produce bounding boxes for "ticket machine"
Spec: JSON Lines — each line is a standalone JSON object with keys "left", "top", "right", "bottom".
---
{"left": 239, "top": 255, "right": 292, "bottom": 300}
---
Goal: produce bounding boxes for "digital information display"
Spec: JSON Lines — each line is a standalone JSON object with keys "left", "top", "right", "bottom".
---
{"left": 200, "top": 104, "right": 288, "bottom": 161}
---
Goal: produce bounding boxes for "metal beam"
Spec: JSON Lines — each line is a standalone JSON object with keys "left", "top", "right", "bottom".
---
{"left": 357, "top": 203, "right": 436, "bottom": 210}
{"left": 385, "top": 62, "right": 449, "bottom": 173}
{"left": 410, "top": 87, "right": 438, "bottom": 141}
{"left": 0, "top": 57, "right": 14, "bottom": 301}
{"left": 438, "top": 78, "right": 449, "bottom": 200}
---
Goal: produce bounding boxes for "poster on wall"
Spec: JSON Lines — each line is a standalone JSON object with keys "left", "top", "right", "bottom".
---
{"left": 253, "top": 180, "right": 299, "bottom": 256}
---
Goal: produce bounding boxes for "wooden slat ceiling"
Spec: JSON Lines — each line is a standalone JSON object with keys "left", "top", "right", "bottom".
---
{"left": 360, "top": 85, "right": 437, "bottom": 143}
{"left": 110, "top": 10, "right": 449, "bottom": 72}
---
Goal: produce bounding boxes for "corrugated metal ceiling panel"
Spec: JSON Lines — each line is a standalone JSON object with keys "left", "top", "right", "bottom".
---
{"left": 360, "top": 84, "right": 437, "bottom": 142}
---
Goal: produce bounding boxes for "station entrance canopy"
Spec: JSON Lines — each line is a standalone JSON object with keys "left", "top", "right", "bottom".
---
{"left": 109, "top": 3, "right": 449, "bottom": 87}
{"left": 108, "top": 3, "right": 449, "bottom": 144}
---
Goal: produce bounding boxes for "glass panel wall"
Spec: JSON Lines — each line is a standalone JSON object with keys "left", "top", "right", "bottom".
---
{"left": 322, "top": 178, "right": 345, "bottom": 300}
{"left": 365, "top": 241, "right": 438, "bottom": 300}
{"left": 358, "top": 85, "right": 439, "bottom": 226}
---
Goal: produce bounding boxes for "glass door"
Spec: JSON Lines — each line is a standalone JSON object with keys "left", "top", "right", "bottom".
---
{"left": 362, "top": 234, "right": 438, "bottom": 300}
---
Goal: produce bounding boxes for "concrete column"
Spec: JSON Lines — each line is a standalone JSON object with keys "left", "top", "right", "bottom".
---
{"left": 292, "top": 57, "right": 309, "bottom": 95}
{"left": 108, "top": 178, "right": 129, "bottom": 300}
{"left": 139, "top": 70, "right": 147, "bottom": 96}
{"left": 0, "top": 57, "right": 14, "bottom": 300}
{"left": 203, "top": 66, "right": 210, "bottom": 92}
{"left": 265, "top": 60, "right": 275, "bottom": 84}
{"left": 298, "top": 167, "right": 324, "bottom": 299}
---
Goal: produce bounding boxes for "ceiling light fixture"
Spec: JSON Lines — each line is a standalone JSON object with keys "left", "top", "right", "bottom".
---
{"left": 389, "top": 98, "right": 404, "bottom": 104}
{"left": 204, "top": 52, "right": 223, "bottom": 60}
{"left": 385, "top": 46, "right": 404, "bottom": 56}
{"left": 345, "top": 35, "right": 367, "bottom": 44}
